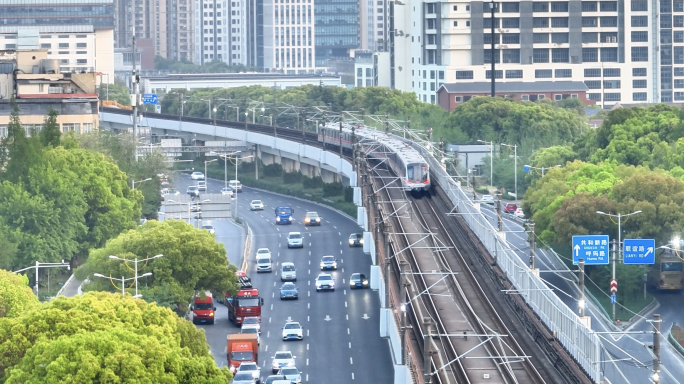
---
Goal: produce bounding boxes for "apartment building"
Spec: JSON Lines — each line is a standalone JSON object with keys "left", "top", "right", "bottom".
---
{"left": 314, "top": 0, "right": 360, "bottom": 66}
{"left": 0, "top": 0, "right": 115, "bottom": 29}
{"left": 194, "top": 0, "right": 228, "bottom": 63}
{"left": 262, "top": 0, "right": 317, "bottom": 73}
{"left": 392, "top": 0, "right": 676, "bottom": 107}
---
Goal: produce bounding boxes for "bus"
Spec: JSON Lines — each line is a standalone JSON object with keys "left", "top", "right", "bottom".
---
{"left": 648, "top": 252, "right": 684, "bottom": 291}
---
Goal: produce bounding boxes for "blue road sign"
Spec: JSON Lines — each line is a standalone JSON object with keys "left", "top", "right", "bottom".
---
{"left": 572, "top": 235, "right": 610, "bottom": 265}
{"left": 142, "top": 93, "right": 158, "bottom": 105}
{"left": 623, "top": 239, "right": 656, "bottom": 265}
{"left": 610, "top": 294, "right": 617, "bottom": 304}
{"left": 523, "top": 165, "right": 530, "bottom": 172}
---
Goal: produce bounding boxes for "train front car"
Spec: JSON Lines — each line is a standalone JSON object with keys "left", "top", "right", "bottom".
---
{"left": 405, "top": 162, "right": 430, "bottom": 191}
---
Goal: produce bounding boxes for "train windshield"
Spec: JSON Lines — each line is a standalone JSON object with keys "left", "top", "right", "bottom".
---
{"left": 407, "top": 163, "right": 428, "bottom": 183}
{"left": 662, "top": 262, "right": 683, "bottom": 272}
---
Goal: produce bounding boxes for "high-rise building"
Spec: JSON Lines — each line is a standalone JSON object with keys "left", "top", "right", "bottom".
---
{"left": 261, "top": 0, "right": 316, "bottom": 73}
{"left": 195, "top": 0, "right": 228, "bottom": 63}
{"left": 391, "top": 0, "right": 677, "bottom": 107}
{"left": 314, "top": 0, "right": 360, "bottom": 66}
{"left": 0, "top": 0, "right": 115, "bottom": 29}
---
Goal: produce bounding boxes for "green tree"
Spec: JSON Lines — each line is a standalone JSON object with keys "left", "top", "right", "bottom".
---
{"left": 75, "top": 220, "right": 239, "bottom": 312}
{"left": 0, "top": 270, "right": 39, "bottom": 318}
{"left": 0, "top": 292, "right": 230, "bottom": 383}
{"left": 39, "top": 109, "right": 61, "bottom": 148}
{"left": 97, "top": 79, "right": 131, "bottom": 106}
{"left": 0, "top": 100, "right": 44, "bottom": 185}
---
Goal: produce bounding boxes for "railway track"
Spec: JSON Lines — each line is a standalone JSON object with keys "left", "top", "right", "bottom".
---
{"left": 372, "top": 164, "right": 549, "bottom": 384}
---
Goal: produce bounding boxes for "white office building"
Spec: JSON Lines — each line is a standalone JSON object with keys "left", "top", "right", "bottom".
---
{"left": 263, "top": 0, "right": 316, "bottom": 73}
{"left": 392, "top": 0, "right": 681, "bottom": 108}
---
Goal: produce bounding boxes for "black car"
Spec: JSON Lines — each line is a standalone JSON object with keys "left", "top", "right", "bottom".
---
{"left": 186, "top": 186, "right": 200, "bottom": 197}
{"left": 348, "top": 233, "right": 363, "bottom": 247}
{"left": 350, "top": 273, "right": 369, "bottom": 289}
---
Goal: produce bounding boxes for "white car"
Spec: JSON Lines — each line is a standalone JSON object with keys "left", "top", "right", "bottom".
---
{"left": 250, "top": 200, "right": 264, "bottom": 210}
{"left": 514, "top": 207, "right": 525, "bottom": 219}
{"left": 229, "top": 179, "right": 242, "bottom": 192}
{"left": 221, "top": 187, "right": 234, "bottom": 197}
{"left": 282, "top": 321, "right": 303, "bottom": 341}
{"left": 315, "top": 273, "right": 335, "bottom": 291}
{"left": 256, "top": 248, "right": 273, "bottom": 273}
{"left": 287, "top": 232, "right": 304, "bottom": 248}
{"left": 202, "top": 225, "right": 215, "bottom": 235}
{"left": 197, "top": 180, "right": 207, "bottom": 191}
{"left": 242, "top": 316, "right": 260, "bottom": 333}
{"left": 271, "top": 351, "right": 296, "bottom": 374}
{"left": 280, "top": 262, "right": 296, "bottom": 281}
{"left": 480, "top": 195, "right": 495, "bottom": 206}
{"left": 241, "top": 325, "right": 261, "bottom": 345}
{"left": 191, "top": 171, "right": 205, "bottom": 180}
{"left": 278, "top": 367, "right": 302, "bottom": 384}
{"left": 237, "top": 361, "right": 261, "bottom": 382}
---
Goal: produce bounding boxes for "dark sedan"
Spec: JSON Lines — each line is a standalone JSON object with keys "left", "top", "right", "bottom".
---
{"left": 350, "top": 273, "right": 369, "bottom": 289}
{"left": 348, "top": 233, "right": 363, "bottom": 247}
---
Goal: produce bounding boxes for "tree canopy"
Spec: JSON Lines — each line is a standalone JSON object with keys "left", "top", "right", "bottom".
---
{"left": 154, "top": 55, "right": 254, "bottom": 74}
{"left": 0, "top": 292, "right": 230, "bottom": 383}
{"left": 0, "top": 270, "right": 39, "bottom": 318}
{"left": 75, "top": 220, "right": 239, "bottom": 313}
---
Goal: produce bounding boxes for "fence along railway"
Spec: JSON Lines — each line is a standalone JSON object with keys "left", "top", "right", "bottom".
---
{"left": 103, "top": 108, "right": 601, "bottom": 383}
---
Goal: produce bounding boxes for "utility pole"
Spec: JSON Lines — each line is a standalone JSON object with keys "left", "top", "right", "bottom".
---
{"left": 351, "top": 126, "right": 357, "bottom": 172}
{"left": 611, "top": 240, "right": 617, "bottom": 321}
{"left": 529, "top": 221, "right": 536, "bottom": 269}
{"left": 399, "top": 259, "right": 411, "bottom": 365}
{"left": 496, "top": 195, "right": 503, "bottom": 232}
{"left": 131, "top": 34, "right": 139, "bottom": 161}
{"left": 579, "top": 258, "right": 585, "bottom": 317}
{"left": 490, "top": 1, "right": 496, "bottom": 97}
{"left": 383, "top": 220, "right": 393, "bottom": 308}
{"left": 653, "top": 313, "right": 661, "bottom": 384}
{"left": 339, "top": 121, "right": 343, "bottom": 159}
{"left": 423, "top": 317, "right": 434, "bottom": 383}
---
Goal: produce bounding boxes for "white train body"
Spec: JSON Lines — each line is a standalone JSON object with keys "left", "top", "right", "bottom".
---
{"left": 318, "top": 124, "right": 431, "bottom": 192}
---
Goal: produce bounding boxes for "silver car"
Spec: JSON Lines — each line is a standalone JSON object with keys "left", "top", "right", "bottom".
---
{"left": 271, "top": 351, "right": 295, "bottom": 374}
{"left": 237, "top": 361, "right": 261, "bottom": 381}
{"left": 278, "top": 367, "right": 302, "bottom": 384}
{"left": 231, "top": 371, "right": 258, "bottom": 384}
{"left": 256, "top": 248, "right": 272, "bottom": 273}
{"left": 280, "top": 262, "right": 296, "bottom": 281}
{"left": 287, "top": 232, "right": 303, "bottom": 248}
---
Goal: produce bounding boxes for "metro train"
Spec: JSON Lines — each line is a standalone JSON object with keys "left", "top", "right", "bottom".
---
{"left": 318, "top": 124, "right": 431, "bottom": 192}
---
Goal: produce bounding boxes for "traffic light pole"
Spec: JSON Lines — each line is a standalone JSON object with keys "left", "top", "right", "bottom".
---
{"left": 131, "top": 35, "right": 139, "bottom": 161}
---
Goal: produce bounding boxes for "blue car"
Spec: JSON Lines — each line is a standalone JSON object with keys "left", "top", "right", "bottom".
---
{"left": 279, "top": 282, "right": 299, "bottom": 300}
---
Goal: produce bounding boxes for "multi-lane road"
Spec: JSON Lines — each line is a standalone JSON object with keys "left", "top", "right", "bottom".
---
{"left": 478, "top": 203, "right": 684, "bottom": 384}
{"left": 175, "top": 174, "right": 394, "bottom": 383}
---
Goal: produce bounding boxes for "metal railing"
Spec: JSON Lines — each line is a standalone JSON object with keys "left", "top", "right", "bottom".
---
{"left": 411, "top": 143, "right": 602, "bottom": 383}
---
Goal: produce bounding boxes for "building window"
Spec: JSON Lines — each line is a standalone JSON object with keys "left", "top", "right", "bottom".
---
{"left": 588, "top": 93, "right": 601, "bottom": 101}
{"left": 632, "top": 31, "right": 648, "bottom": 42}
{"left": 357, "top": 79, "right": 363, "bottom": 87}
{"left": 533, "top": 48, "right": 549, "bottom": 63}
{"left": 603, "top": 80, "right": 621, "bottom": 89}
{"left": 534, "top": 33, "right": 549, "bottom": 43}
{"left": 551, "top": 17, "right": 569, "bottom": 27}
{"left": 40, "top": 43, "right": 51, "bottom": 48}
{"left": 453, "top": 5, "right": 457, "bottom": 10}
{"left": 62, "top": 123, "right": 80, "bottom": 133}
{"left": 631, "top": 16, "right": 648, "bottom": 27}
{"left": 485, "top": 70, "right": 504, "bottom": 79}
{"left": 502, "top": 18, "right": 520, "bottom": 28}
{"left": 77, "top": 59, "right": 87, "bottom": 64}
{"left": 633, "top": 68, "right": 647, "bottom": 76}
{"left": 439, "top": 71, "right": 444, "bottom": 80}
{"left": 675, "top": 15, "right": 684, "bottom": 27}
{"left": 367, "top": 68, "right": 373, "bottom": 77}
{"left": 502, "top": 2, "right": 520, "bottom": 12}
{"left": 76, "top": 42, "right": 87, "bottom": 48}
{"left": 455, "top": 96, "right": 462, "bottom": 102}
{"left": 455, "top": 70, "right": 473, "bottom": 79}
{"left": 554, "top": 94, "right": 563, "bottom": 101}
{"left": 552, "top": 33, "right": 569, "bottom": 43}
{"left": 582, "top": 32, "right": 598, "bottom": 43}
{"left": 601, "top": 1, "right": 618, "bottom": 11}
{"left": 58, "top": 43, "right": 69, "bottom": 48}
{"left": 633, "top": 79, "right": 647, "bottom": 88}
{"left": 82, "top": 123, "right": 94, "bottom": 133}
{"left": 535, "top": 69, "right": 552, "bottom": 78}
{"left": 632, "top": 0, "right": 648, "bottom": 10}
{"left": 604, "top": 93, "right": 621, "bottom": 101}
{"left": 502, "top": 34, "right": 520, "bottom": 44}
{"left": 676, "top": 68, "right": 684, "bottom": 76}
{"left": 584, "top": 68, "right": 601, "bottom": 77}
{"left": 632, "top": 46, "right": 648, "bottom": 62}
{"left": 600, "top": 16, "right": 617, "bottom": 27}
{"left": 484, "top": 50, "right": 500, "bottom": 63}
{"left": 585, "top": 80, "right": 602, "bottom": 89}
{"left": 675, "top": 92, "right": 684, "bottom": 101}
{"left": 484, "top": 35, "right": 500, "bottom": 44}
{"left": 633, "top": 92, "right": 648, "bottom": 101}
{"left": 661, "top": 16, "right": 672, "bottom": 28}
{"left": 675, "top": 79, "right": 684, "bottom": 88}
{"left": 582, "top": 1, "right": 598, "bottom": 11}
{"left": 538, "top": 94, "right": 546, "bottom": 99}
{"left": 506, "top": 70, "right": 523, "bottom": 78}
{"left": 552, "top": 48, "right": 569, "bottom": 62}
{"left": 675, "top": 46, "right": 684, "bottom": 64}
{"left": 484, "top": 18, "right": 501, "bottom": 28}
{"left": 58, "top": 35, "right": 69, "bottom": 39}
{"left": 676, "top": 0, "right": 684, "bottom": 11}
{"left": 521, "top": 94, "right": 529, "bottom": 101}
{"left": 555, "top": 69, "right": 572, "bottom": 78}
{"left": 502, "top": 49, "right": 520, "bottom": 63}
{"left": 551, "top": 2, "right": 568, "bottom": 11}
{"left": 601, "top": 47, "right": 618, "bottom": 62}
{"left": 604, "top": 68, "right": 620, "bottom": 77}
{"left": 533, "top": 17, "right": 549, "bottom": 27}
{"left": 467, "top": 21, "right": 471, "bottom": 26}
{"left": 453, "top": 21, "right": 458, "bottom": 26}
{"left": 533, "top": 2, "right": 549, "bottom": 12}
{"left": 582, "top": 17, "right": 598, "bottom": 27}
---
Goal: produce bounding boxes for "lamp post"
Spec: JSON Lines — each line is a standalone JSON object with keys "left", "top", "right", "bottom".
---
{"left": 205, "top": 158, "right": 217, "bottom": 179}
{"left": 231, "top": 153, "right": 254, "bottom": 219}
{"left": 596, "top": 209, "right": 642, "bottom": 321}
{"left": 220, "top": 151, "right": 242, "bottom": 190}
{"left": 12, "top": 260, "right": 71, "bottom": 297}
{"left": 213, "top": 107, "right": 217, "bottom": 125}
{"left": 108, "top": 254, "right": 163, "bottom": 298}
{"left": 477, "top": 139, "right": 494, "bottom": 188}
{"left": 501, "top": 143, "right": 517, "bottom": 198}
{"left": 244, "top": 111, "right": 248, "bottom": 130}
{"left": 132, "top": 177, "right": 152, "bottom": 190}
{"left": 261, "top": 107, "right": 265, "bottom": 124}
{"left": 93, "top": 272, "right": 152, "bottom": 297}
{"left": 523, "top": 164, "right": 561, "bottom": 177}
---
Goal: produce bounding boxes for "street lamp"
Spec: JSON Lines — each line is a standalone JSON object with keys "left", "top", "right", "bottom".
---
{"left": 244, "top": 111, "right": 248, "bottom": 130}
{"left": 523, "top": 164, "right": 561, "bottom": 177}
{"left": 477, "top": 139, "right": 494, "bottom": 188}
{"left": 501, "top": 143, "right": 517, "bottom": 198}
{"left": 108, "top": 254, "right": 163, "bottom": 298}
{"left": 132, "top": 177, "right": 152, "bottom": 190}
{"left": 213, "top": 107, "right": 217, "bottom": 125}
{"left": 93, "top": 272, "right": 152, "bottom": 297}
{"left": 13, "top": 260, "right": 71, "bottom": 297}
{"left": 205, "top": 158, "right": 217, "bottom": 179}
{"left": 595, "top": 209, "right": 642, "bottom": 321}
{"left": 219, "top": 151, "right": 241, "bottom": 190}
{"left": 229, "top": 153, "right": 254, "bottom": 219}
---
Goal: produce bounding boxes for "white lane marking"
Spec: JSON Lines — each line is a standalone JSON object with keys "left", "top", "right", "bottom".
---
{"left": 265, "top": 345, "right": 269, "bottom": 351}
{"left": 279, "top": 234, "right": 282, "bottom": 237}
{"left": 343, "top": 279, "right": 345, "bottom": 284}
{"left": 307, "top": 329, "right": 310, "bottom": 336}
{"left": 346, "top": 314, "right": 349, "bottom": 320}
{"left": 339, "top": 241, "right": 342, "bottom": 246}
{"left": 347, "top": 328, "right": 350, "bottom": 334}
{"left": 277, "top": 228, "right": 280, "bottom": 232}
{"left": 334, "top": 226, "right": 337, "bottom": 229}
{"left": 267, "top": 330, "right": 270, "bottom": 338}
{"left": 340, "top": 249, "right": 343, "bottom": 254}
{"left": 307, "top": 315, "right": 310, "bottom": 321}
{"left": 352, "top": 372, "right": 355, "bottom": 380}
{"left": 309, "top": 251, "right": 311, "bottom": 256}
{"left": 339, "top": 232, "right": 341, "bottom": 236}
{"left": 272, "top": 292, "right": 275, "bottom": 298}
{"left": 270, "top": 303, "right": 274, "bottom": 310}
{"left": 348, "top": 342, "right": 352, "bottom": 349}
{"left": 309, "top": 233, "right": 312, "bottom": 237}
{"left": 341, "top": 259, "right": 344, "bottom": 263}
{"left": 274, "top": 281, "right": 276, "bottom": 286}
{"left": 269, "top": 317, "right": 272, "bottom": 323}
{"left": 308, "top": 303, "right": 310, "bottom": 309}
{"left": 344, "top": 289, "right": 347, "bottom": 296}
{"left": 308, "top": 259, "right": 311, "bottom": 264}
{"left": 324, "top": 315, "right": 332, "bottom": 321}
{"left": 308, "top": 291, "right": 310, "bottom": 297}
{"left": 345, "top": 301, "right": 347, "bottom": 308}
{"left": 342, "top": 267, "right": 344, "bottom": 273}
{"left": 309, "top": 242, "right": 312, "bottom": 246}
{"left": 326, "top": 220, "right": 330, "bottom": 223}
{"left": 307, "top": 358, "right": 309, "bottom": 365}
{"left": 350, "top": 357, "right": 353, "bottom": 364}
{"left": 308, "top": 269, "right": 311, "bottom": 275}
{"left": 306, "top": 374, "right": 309, "bottom": 382}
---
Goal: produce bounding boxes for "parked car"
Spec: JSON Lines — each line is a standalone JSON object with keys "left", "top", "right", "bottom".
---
{"left": 504, "top": 203, "right": 517, "bottom": 214}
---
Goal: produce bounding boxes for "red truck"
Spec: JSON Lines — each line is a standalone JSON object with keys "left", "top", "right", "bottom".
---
{"left": 227, "top": 333, "right": 259, "bottom": 374}
{"left": 191, "top": 291, "right": 216, "bottom": 325}
{"left": 227, "top": 287, "right": 263, "bottom": 326}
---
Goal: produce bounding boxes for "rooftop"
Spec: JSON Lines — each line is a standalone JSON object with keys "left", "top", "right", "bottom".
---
{"left": 145, "top": 73, "right": 341, "bottom": 81}
{"left": 439, "top": 81, "right": 588, "bottom": 94}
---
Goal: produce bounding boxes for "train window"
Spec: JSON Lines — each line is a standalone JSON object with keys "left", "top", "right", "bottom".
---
{"left": 421, "top": 166, "right": 428, "bottom": 182}
{"left": 407, "top": 166, "right": 414, "bottom": 180}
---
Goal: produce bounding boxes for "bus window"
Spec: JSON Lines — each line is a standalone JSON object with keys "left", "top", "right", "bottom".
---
{"left": 662, "top": 262, "right": 683, "bottom": 272}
